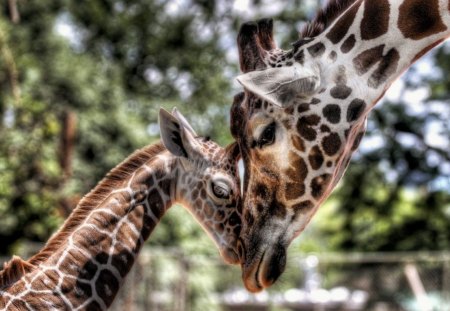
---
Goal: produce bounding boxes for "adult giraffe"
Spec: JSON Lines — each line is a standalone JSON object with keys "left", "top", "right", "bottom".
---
{"left": 231, "top": 0, "right": 450, "bottom": 292}
{"left": 0, "top": 108, "right": 241, "bottom": 310}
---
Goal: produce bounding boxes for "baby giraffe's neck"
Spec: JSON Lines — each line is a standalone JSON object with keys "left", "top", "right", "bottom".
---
{"left": 0, "top": 143, "right": 178, "bottom": 310}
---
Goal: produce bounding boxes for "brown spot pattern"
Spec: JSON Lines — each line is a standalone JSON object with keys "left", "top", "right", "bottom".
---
{"left": 347, "top": 99, "right": 367, "bottom": 122}
{"left": 292, "top": 200, "right": 314, "bottom": 219}
{"left": 353, "top": 45, "right": 385, "bottom": 75}
{"left": 296, "top": 115, "right": 321, "bottom": 141}
{"left": 322, "top": 133, "right": 342, "bottom": 156}
{"left": 292, "top": 135, "right": 305, "bottom": 152}
{"left": 398, "top": 0, "right": 447, "bottom": 40}
{"left": 368, "top": 48, "right": 400, "bottom": 89}
{"left": 361, "top": 0, "right": 390, "bottom": 40}
{"left": 297, "top": 103, "right": 310, "bottom": 113}
{"left": 323, "top": 104, "right": 341, "bottom": 124}
{"left": 308, "top": 146, "right": 324, "bottom": 170}
{"left": 341, "top": 35, "right": 356, "bottom": 53}
{"left": 310, "top": 174, "right": 331, "bottom": 199}
{"left": 147, "top": 189, "right": 165, "bottom": 218}
{"left": 326, "top": 1, "right": 362, "bottom": 44}
{"left": 330, "top": 85, "right": 352, "bottom": 99}
{"left": 307, "top": 42, "right": 326, "bottom": 57}
{"left": 286, "top": 152, "right": 309, "bottom": 182}
{"left": 285, "top": 182, "right": 305, "bottom": 200}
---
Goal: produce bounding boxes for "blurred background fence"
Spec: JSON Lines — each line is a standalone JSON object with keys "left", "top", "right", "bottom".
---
{"left": 29, "top": 247, "right": 445, "bottom": 311}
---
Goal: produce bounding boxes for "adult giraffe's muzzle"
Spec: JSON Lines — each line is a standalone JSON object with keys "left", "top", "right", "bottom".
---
{"left": 239, "top": 238, "right": 287, "bottom": 292}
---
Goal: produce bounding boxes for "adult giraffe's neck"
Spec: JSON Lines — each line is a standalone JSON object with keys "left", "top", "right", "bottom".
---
{"left": 320, "top": 0, "right": 450, "bottom": 99}
{"left": 1, "top": 143, "right": 177, "bottom": 310}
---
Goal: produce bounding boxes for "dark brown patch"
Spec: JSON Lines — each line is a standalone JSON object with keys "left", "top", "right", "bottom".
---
{"left": 322, "top": 133, "right": 342, "bottom": 156}
{"left": 321, "top": 125, "right": 331, "bottom": 133}
{"left": 228, "top": 211, "right": 241, "bottom": 226}
{"left": 330, "top": 85, "right": 352, "bottom": 99}
{"left": 292, "top": 200, "right": 314, "bottom": 217}
{"left": 96, "top": 268, "right": 119, "bottom": 304}
{"left": 292, "top": 135, "right": 305, "bottom": 152}
{"left": 398, "top": 0, "right": 447, "bottom": 40}
{"left": 286, "top": 152, "right": 309, "bottom": 182}
{"left": 200, "top": 188, "right": 207, "bottom": 199}
{"left": 307, "top": 42, "right": 326, "bottom": 57}
{"left": 111, "top": 248, "right": 134, "bottom": 278}
{"left": 368, "top": 48, "right": 400, "bottom": 88}
{"left": 353, "top": 45, "right": 385, "bottom": 75}
{"left": 341, "top": 35, "right": 356, "bottom": 53}
{"left": 310, "top": 98, "right": 321, "bottom": 105}
{"left": 326, "top": 1, "right": 362, "bottom": 44}
{"left": 268, "top": 197, "right": 287, "bottom": 218}
{"left": 297, "top": 103, "right": 310, "bottom": 113}
{"left": 284, "top": 106, "right": 295, "bottom": 115}
{"left": 323, "top": 104, "right": 341, "bottom": 124}
{"left": 147, "top": 189, "right": 165, "bottom": 218}
{"left": 310, "top": 174, "right": 332, "bottom": 199}
{"left": 285, "top": 182, "right": 306, "bottom": 200}
{"left": 294, "top": 49, "right": 305, "bottom": 63}
{"left": 308, "top": 146, "right": 324, "bottom": 170}
{"left": 347, "top": 99, "right": 367, "bottom": 122}
{"left": 296, "top": 114, "right": 321, "bottom": 141}
{"left": 361, "top": 0, "right": 390, "bottom": 40}
{"left": 255, "top": 183, "right": 270, "bottom": 200}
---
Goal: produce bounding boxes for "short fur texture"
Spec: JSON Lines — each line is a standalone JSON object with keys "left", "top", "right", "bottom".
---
{"left": 0, "top": 143, "right": 166, "bottom": 289}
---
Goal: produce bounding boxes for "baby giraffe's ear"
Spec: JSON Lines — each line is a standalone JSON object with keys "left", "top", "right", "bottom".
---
{"left": 159, "top": 108, "right": 199, "bottom": 158}
{"left": 236, "top": 63, "right": 321, "bottom": 108}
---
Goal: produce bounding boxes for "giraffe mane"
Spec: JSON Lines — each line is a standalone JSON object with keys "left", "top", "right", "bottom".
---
{"left": 300, "top": 0, "right": 358, "bottom": 38}
{"left": 0, "top": 256, "right": 36, "bottom": 289}
{"left": 26, "top": 142, "right": 166, "bottom": 267}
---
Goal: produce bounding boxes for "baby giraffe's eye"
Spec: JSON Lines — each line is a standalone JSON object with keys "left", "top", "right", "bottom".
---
{"left": 258, "top": 122, "right": 276, "bottom": 148}
{"left": 212, "top": 182, "right": 230, "bottom": 200}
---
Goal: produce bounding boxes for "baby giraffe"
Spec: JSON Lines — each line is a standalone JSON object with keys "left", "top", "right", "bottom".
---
{"left": 0, "top": 108, "right": 242, "bottom": 310}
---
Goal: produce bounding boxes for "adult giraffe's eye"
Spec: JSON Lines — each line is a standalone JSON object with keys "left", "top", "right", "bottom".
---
{"left": 258, "top": 122, "right": 276, "bottom": 148}
{"left": 212, "top": 182, "right": 230, "bottom": 200}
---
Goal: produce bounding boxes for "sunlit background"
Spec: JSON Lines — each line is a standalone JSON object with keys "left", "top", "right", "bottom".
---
{"left": 0, "top": 0, "right": 449, "bottom": 310}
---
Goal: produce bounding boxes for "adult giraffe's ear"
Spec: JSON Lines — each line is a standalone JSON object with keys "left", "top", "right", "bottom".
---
{"left": 159, "top": 108, "right": 199, "bottom": 158}
{"left": 236, "top": 63, "right": 321, "bottom": 108}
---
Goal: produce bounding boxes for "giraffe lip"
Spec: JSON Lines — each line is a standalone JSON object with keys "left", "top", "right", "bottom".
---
{"left": 242, "top": 250, "right": 266, "bottom": 293}
{"left": 254, "top": 250, "right": 266, "bottom": 288}
{"left": 242, "top": 243, "right": 287, "bottom": 292}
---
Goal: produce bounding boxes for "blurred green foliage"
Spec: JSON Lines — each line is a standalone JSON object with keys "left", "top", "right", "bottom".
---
{"left": 0, "top": 0, "right": 448, "bottom": 270}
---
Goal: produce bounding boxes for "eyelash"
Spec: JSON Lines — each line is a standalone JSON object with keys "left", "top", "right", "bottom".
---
{"left": 257, "top": 122, "right": 276, "bottom": 148}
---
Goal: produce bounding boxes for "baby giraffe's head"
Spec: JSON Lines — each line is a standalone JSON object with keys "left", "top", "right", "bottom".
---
{"left": 159, "top": 108, "right": 242, "bottom": 264}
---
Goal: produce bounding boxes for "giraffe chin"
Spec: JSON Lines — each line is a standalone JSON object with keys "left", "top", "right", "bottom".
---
{"left": 241, "top": 245, "right": 287, "bottom": 293}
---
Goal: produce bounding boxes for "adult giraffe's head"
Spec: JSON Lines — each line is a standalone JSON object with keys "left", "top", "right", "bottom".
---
{"left": 231, "top": 0, "right": 450, "bottom": 292}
